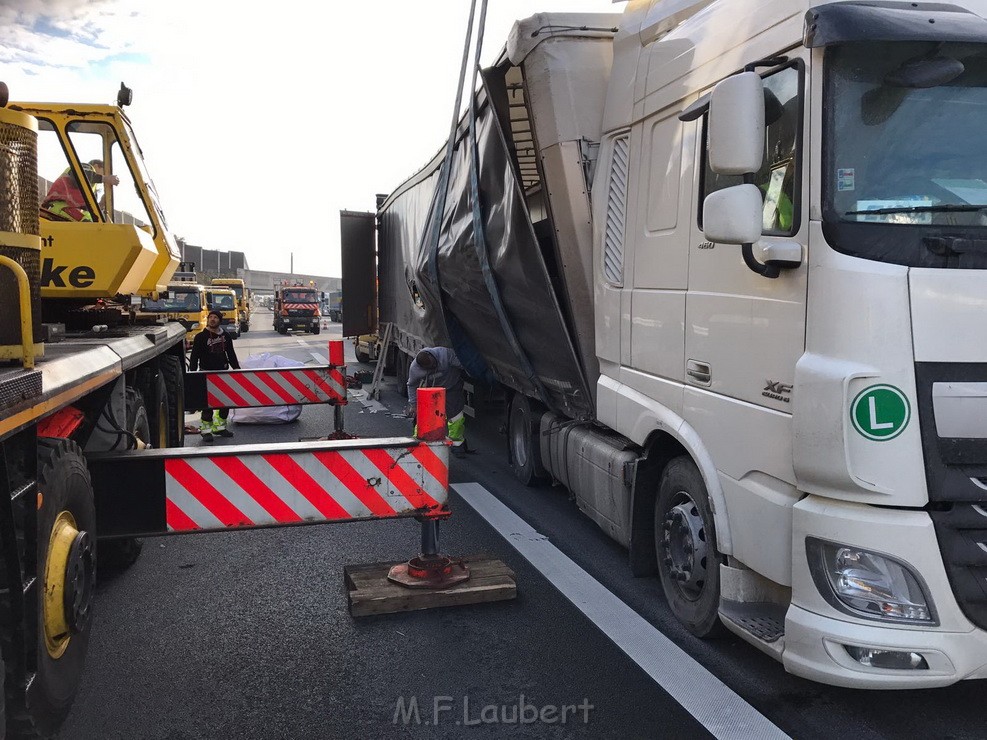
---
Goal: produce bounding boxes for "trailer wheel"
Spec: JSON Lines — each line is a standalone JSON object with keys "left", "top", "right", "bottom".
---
{"left": 99, "top": 390, "right": 148, "bottom": 571}
{"left": 654, "top": 457, "right": 726, "bottom": 638}
{"left": 159, "top": 354, "right": 185, "bottom": 448}
{"left": 19, "top": 438, "right": 97, "bottom": 738}
{"left": 508, "top": 393, "right": 547, "bottom": 486}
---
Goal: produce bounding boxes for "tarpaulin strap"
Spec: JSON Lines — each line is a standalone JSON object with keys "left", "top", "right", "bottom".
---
{"left": 419, "top": 0, "right": 495, "bottom": 386}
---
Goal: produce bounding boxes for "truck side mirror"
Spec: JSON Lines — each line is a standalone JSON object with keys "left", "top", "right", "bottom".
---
{"left": 708, "top": 71, "right": 765, "bottom": 175}
{"left": 703, "top": 184, "right": 763, "bottom": 245}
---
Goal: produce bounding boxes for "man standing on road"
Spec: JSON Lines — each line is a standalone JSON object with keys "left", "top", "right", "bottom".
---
{"left": 406, "top": 347, "right": 467, "bottom": 454}
{"left": 189, "top": 310, "right": 240, "bottom": 442}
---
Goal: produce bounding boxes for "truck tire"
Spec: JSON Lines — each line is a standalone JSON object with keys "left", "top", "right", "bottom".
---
{"left": 356, "top": 349, "right": 371, "bottom": 364}
{"left": 240, "top": 321, "right": 249, "bottom": 334}
{"left": 16, "top": 438, "right": 97, "bottom": 738}
{"left": 143, "top": 367, "right": 169, "bottom": 451}
{"left": 159, "top": 354, "right": 185, "bottom": 448}
{"left": 312, "top": 325, "right": 321, "bottom": 335}
{"left": 508, "top": 393, "right": 547, "bottom": 486}
{"left": 99, "top": 389, "right": 148, "bottom": 571}
{"left": 654, "top": 457, "right": 726, "bottom": 638}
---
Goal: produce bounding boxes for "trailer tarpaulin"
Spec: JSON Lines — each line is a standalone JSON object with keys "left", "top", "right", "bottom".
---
{"left": 414, "top": 71, "right": 594, "bottom": 419}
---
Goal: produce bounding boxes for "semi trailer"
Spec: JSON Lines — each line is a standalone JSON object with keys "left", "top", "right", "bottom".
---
{"left": 343, "top": 0, "right": 987, "bottom": 688}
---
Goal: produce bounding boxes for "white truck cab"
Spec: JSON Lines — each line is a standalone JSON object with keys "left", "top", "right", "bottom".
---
{"left": 592, "top": 0, "right": 987, "bottom": 687}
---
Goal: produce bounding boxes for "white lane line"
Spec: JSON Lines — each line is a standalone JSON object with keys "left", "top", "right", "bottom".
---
{"left": 311, "top": 352, "right": 329, "bottom": 364}
{"left": 453, "top": 482, "right": 789, "bottom": 740}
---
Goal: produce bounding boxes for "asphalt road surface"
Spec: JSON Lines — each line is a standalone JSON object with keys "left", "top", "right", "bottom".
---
{"left": 60, "top": 319, "right": 987, "bottom": 739}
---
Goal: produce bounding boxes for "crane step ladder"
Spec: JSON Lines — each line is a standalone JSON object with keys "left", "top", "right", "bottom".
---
{"left": 87, "top": 345, "right": 516, "bottom": 615}
{"left": 368, "top": 321, "right": 394, "bottom": 401}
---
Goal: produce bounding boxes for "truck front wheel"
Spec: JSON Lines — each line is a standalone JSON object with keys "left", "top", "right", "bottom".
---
{"left": 20, "top": 439, "right": 97, "bottom": 738}
{"left": 654, "top": 457, "right": 726, "bottom": 638}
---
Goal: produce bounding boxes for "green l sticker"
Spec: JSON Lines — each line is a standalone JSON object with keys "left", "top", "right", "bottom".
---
{"left": 851, "top": 384, "right": 910, "bottom": 441}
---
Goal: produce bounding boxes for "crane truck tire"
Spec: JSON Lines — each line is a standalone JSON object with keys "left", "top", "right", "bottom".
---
{"left": 159, "top": 354, "right": 185, "bottom": 448}
{"left": 654, "top": 457, "right": 727, "bottom": 638}
{"left": 143, "top": 368, "right": 169, "bottom": 451}
{"left": 18, "top": 438, "right": 96, "bottom": 739}
{"left": 98, "top": 388, "right": 149, "bottom": 571}
{"left": 508, "top": 393, "right": 547, "bottom": 486}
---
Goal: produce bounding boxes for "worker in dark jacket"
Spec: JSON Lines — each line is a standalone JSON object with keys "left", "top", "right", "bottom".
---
{"left": 189, "top": 310, "right": 240, "bottom": 442}
{"left": 406, "top": 347, "right": 466, "bottom": 452}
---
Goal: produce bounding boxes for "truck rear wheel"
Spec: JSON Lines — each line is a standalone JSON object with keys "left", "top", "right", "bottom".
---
{"left": 159, "top": 354, "right": 185, "bottom": 448}
{"left": 654, "top": 457, "right": 726, "bottom": 638}
{"left": 240, "top": 322, "right": 249, "bottom": 334}
{"left": 17, "top": 438, "right": 97, "bottom": 738}
{"left": 508, "top": 393, "right": 547, "bottom": 486}
{"left": 144, "top": 368, "right": 169, "bottom": 450}
{"left": 99, "top": 389, "right": 147, "bottom": 571}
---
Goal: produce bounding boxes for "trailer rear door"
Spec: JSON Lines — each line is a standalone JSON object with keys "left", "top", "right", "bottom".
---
{"left": 340, "top": 210, "right": 377, "bottom": 338}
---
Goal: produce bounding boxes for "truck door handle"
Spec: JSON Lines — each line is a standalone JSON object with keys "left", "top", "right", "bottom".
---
{"left": 687, "top": 360, "right": 711, "bottom": 385}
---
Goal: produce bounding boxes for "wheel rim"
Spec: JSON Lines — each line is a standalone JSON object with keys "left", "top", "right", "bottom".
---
{"left": 660, "top": 491, "right": 709, "bottom": 601}
{"left": 511, "top": 404, "right": 529, "bottom": 468}
{"left": 44, "top": 511, "right": 95, "bottom": 658}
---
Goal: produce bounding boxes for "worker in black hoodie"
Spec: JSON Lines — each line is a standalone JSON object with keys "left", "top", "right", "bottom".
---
{"left": 189, "top": 310, "right": 240, "bottom": 442}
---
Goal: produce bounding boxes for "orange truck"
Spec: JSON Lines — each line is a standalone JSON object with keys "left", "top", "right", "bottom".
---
{"left": 273, "top": 283, "right": 321, "bottom": 335}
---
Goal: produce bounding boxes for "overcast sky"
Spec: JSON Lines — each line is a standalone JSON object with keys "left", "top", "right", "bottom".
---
{"left": 1, "top": 0, "right": 626, "bottom": 277}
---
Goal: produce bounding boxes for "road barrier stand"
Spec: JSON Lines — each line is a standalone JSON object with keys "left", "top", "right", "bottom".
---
{"left": 87, "top": 385, "right": 516, "bottom": 615}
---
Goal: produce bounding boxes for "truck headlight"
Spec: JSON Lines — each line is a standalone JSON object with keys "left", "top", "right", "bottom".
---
{"left": 806, "top": 538, "right": 936, "bottom": 625}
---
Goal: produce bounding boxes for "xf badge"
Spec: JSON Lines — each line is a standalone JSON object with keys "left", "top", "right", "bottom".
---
{"left": 763, "top": 380, "right": 793, "bottom": 403}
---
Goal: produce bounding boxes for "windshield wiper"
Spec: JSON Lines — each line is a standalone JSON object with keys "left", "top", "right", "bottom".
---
{"left": 846, "top": 204, "right": 987, "bottom": 216}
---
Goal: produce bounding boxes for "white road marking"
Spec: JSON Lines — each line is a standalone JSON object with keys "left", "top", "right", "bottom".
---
{"left": 453, "top": 482, "right": 790, "bottom": 740}
{"left": 310, "top": 352, "right": 329, "bottom": 364}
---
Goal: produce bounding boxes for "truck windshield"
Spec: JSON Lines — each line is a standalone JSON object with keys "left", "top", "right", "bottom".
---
{"left": 824, "top": 41, "right": 987, "bottom": 268}
{"left": 210, "top": 294, "right": 235, "bottom": 310}
{"left": 284, "top": 291, "right": 314, "bottom": 302}
{"left": 143, "top": 290, "right": 200, "bottom": 312}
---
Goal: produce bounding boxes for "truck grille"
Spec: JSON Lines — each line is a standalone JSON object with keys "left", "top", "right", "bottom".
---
{"left": 916, "top": 362, "right": 987, "bottom": 631}
{"left": 929, "top": 504, "right": 987, "bottom": 631}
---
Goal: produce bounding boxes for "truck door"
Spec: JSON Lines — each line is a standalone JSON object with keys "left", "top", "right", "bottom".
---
{"left": 340, "top": 210, "right": 377, "bottom": 338}
{"left": 683, "top": 58, "right": 808, "bottom": 586}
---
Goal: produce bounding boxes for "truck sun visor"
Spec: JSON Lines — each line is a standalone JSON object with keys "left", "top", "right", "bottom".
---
{"left": 804, "top": 2, "right": 987, "bottom": 48}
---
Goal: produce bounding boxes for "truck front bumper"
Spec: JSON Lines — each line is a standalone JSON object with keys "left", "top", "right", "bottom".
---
{"left": 782, "top": 496, "right": 987, "bottom": 688}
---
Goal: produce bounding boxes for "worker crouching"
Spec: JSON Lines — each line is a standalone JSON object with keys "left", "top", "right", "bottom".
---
{"left": 406, "top": 347, "right": 467, "bottom": 454}
{"left": 189, "top": 310, "right": 240, "bottom": 442}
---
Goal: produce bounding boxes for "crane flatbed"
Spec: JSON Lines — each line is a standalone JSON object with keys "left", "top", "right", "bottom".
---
{"left": 0, "top": 321, "right": 186, "bottom": 440}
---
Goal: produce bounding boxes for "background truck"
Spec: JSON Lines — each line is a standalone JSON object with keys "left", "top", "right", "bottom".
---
{"left": 211, "top": 277, "right": 250, "bottom": 334}
{"left": 139, "top": 264, "right": 208, "bottom": 347}
{"left": 343, "top": 0, "right": 987, "bottom": 689}
{"left": 204, "top": 285, "right": 241, "bottom": 338}
{"left": 1, "top": 86, "right": 188, "bottom": 736}
{"left": 273, "top": 283, "right": 321, "bottom": 335}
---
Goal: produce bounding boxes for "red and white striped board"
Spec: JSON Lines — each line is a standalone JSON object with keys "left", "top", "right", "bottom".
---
{"left": 284, "top": 303, "right": 320, "bottom": 311}
{"left": 205, "top": 366, "right": 346, "bottom": 408}
{"left": 164, "top": 439, "right": 449, "bottom": 532}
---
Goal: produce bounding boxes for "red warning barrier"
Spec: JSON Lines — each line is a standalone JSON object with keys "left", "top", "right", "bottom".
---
{"left": 163, "top": 439, "right": 449, "bottom": 532}
{"left": 204, "top": 366, "right": 347, "bottom": 408}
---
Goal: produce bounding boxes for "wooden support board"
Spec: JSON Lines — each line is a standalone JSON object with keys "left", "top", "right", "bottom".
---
{"left": 344, "top": 555, "right": 516, "bottom": 617}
